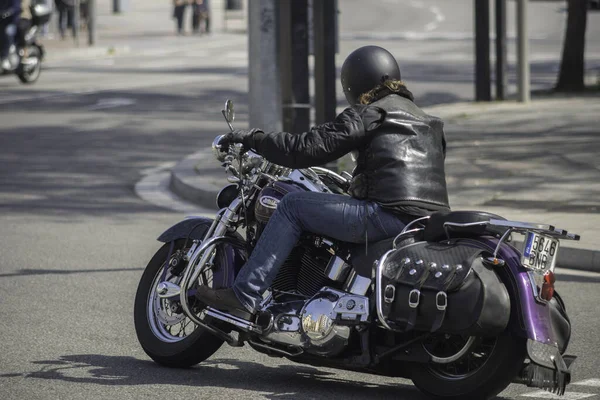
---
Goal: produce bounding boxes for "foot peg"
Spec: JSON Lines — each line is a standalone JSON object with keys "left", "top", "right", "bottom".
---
{"left": 204, "top": 307, "right": 262, "bottom": 334}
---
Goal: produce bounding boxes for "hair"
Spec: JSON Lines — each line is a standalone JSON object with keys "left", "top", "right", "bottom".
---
{"left": 358, "top": 79, "right": 414, "bottom": 105}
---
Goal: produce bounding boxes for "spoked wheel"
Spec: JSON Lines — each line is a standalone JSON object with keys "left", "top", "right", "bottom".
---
{"left": 134, "top": 238, "right": 228, "bottom": 368}
{"left": 411, "top": 334, "right": 526, "bottom": 400}
{"left": 17, "top": 46, "right": 42, "bottom": 84}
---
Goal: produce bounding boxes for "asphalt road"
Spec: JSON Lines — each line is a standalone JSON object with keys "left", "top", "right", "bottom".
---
{"left": 1, "top": 1, "right": 600, "bottom": 399}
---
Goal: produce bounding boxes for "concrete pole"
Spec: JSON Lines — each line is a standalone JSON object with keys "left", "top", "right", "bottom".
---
{"left": 495, "top": 0, "right": 507, "bottom": 100}
{"left": 87, "top": 0, "right": 96, "bottom": 46}
{"left": 248, "top": 0, "right": 282, "bottom": 131}
{"left": 313, "top": 0, "right": 337, "bottom": 124}
{"left": 516, "top": 0, "right": 530, "bottom": 103}
{"left": 73, "top": 0, "right": 80, "bottom": 46}
{"left": 474, "top": 0, "right": 491, "bottom": 101}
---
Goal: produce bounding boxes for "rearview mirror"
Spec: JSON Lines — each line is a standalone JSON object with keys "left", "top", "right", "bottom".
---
{"left": 224, "top": 100, "right": 235, "bottom": 123}
{"left": 222, "top": 100, "right": 235, "bottom": 132}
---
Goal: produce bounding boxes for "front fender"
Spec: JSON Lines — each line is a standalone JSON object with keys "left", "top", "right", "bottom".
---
{"left": 157, "top": 217, "right": 249, "bottom": 286}
{"left": 157, "top": 217, "right": 213, "bottom": 242}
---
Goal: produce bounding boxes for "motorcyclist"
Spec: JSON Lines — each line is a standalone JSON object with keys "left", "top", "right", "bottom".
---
{"left": 0, "top": 0, "right": 20, "bottom": 71}
{"left": 196, "top": 45, "right": 451, "bottom": 319}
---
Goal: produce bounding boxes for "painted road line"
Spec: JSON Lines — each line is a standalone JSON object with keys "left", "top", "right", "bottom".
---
{"left": 521, "top": 391, "right": 596, "bottom": 399}
{"left": 573, "top": 379, "right": 600, "bottom": 387}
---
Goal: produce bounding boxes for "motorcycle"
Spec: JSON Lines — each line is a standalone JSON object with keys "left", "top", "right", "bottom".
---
{"left": 0, "top": 3, "right": 49, "bottom": 84}
{"left": 134, "top": 100, "right": 579, "bottom": 399}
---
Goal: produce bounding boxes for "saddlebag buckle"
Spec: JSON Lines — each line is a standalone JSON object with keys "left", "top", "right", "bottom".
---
{"left": 384, "top": 284, "right": 396, "bottom": 304}
{"left": 408, "top": 289, "right": 420, "bottom": 308}
{"left": 436, "top": 291, "right": 448, "bottom": 311}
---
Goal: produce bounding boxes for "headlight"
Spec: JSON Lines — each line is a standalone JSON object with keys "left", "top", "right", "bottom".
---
{"left": 216, "top": 184, "right": 239, "bottom": 209}
{"left": 212, "top": 135, "right": 228, "bottom": 162}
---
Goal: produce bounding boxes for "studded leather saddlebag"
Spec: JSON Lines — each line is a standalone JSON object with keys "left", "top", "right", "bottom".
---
{"left": 378, "top": 241, "right": 510, "bottom": 335}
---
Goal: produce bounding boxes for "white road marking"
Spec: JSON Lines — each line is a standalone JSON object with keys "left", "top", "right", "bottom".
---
{"left": 573, "top": 379, "right": 600, "bottom": 387}
{"left": 425, "top": 5, "right": 446, "bottom": 31}
{"left": 87, "top": 97, "right": 137, "bottom": 110}
{"left": 521, "top": 391, "right": 596, "bottom": 399}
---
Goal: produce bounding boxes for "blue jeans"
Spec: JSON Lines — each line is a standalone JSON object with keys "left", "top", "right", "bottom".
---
{"left": 1, "top": 20, "right": 16, "bottom": 59}
{"left": 232, "top": 192, "right": 407, "bottom": 312}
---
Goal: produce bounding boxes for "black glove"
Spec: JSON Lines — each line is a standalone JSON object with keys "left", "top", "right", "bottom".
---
{"left": 219, "top": 128, "right": 262, "bottom": 150}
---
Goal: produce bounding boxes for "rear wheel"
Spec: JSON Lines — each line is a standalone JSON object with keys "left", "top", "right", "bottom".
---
{"left": 134, "top": 239, "right": 226, "bottom": 368}
{"left": 411, "top": 334, "right": 526, "bottom": 400}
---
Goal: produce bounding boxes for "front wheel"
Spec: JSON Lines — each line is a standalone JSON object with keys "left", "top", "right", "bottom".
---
{"left": 17, "top": 45, "right": 42, "bottom": 84}
{"left": 134, "top": 239, "right": 226, "bottom": 368}
{"left": 411, "top": 334, "right": 526, "bottom": 400}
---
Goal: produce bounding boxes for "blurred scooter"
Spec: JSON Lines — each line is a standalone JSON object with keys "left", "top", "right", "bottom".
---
{"left": 0, "top": 2, "right": 50, "bottom": 84}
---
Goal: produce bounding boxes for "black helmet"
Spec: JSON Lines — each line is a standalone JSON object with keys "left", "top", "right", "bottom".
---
{"left": 340, "top": 46, "right": 402, "bottom": 105}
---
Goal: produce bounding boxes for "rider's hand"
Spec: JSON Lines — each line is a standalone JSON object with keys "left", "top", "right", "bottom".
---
{"left": 219, "top": 128, "right": 262, "bottom": 150}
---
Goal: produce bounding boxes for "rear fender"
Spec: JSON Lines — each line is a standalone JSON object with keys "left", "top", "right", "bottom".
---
{"left": 460, "top": 238, "right": 570, "bottom": 349}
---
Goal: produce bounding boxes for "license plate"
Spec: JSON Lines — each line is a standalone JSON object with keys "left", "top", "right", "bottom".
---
{"left": 521, "top": 231, "right": 559, "bottom": 272}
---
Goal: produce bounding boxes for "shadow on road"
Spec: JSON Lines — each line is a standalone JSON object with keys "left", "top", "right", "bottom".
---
{"left": 0, "top": 267, "right": 144, "bottom": 278}
{"left": 0, "top": 354, "right": 437, "bottom": 400}
{"left": 0, "top": 354, "right": 514, "bottom": 399}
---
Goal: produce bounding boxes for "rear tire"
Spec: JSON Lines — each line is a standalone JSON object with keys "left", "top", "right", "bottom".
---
{"left": 411, "top": 335, "right": 526, "bottom": 400}
{"left": 134, "top": 239, "right": 225, "bottom": 368}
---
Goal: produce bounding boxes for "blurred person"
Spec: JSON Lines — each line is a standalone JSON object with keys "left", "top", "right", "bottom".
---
{"left": 54, "top": 0, "right": 75, "bottom": 39}
{"left": 16, "top": 0, "right": 31, "bottom": 48}
{"left": 0, "top": 0, "right": 20, "bottom": 71}
{"left": 191, "top": 0, "right": 209, "bottom": 34}
{"left": 173, "top": 0, "right": 186, "bottom": 35}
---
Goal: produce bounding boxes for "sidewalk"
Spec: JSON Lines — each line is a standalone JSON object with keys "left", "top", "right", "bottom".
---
{"left": 154, "top": 93, "right": 600, "bottom": 272}
{"left": 39, "top": 0, "right": 245, "bottom": 63}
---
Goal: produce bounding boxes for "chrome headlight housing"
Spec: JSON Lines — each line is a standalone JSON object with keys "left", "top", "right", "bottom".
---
{"left": 212, "top": 135, "right": 228, "bottom": 162}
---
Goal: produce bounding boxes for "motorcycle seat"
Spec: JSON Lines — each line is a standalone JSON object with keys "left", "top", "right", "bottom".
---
{"left": 423, "top": 210, "right": 507, "bottom": 242}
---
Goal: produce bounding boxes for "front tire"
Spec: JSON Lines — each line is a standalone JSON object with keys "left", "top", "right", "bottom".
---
{"left": 17, "top": 45, "right": 42, "bottom": 84}
{"left": 134, "top": 239, "right": 225, "bottom": 368}
{"left": 411, "top": 335, "right": 526, "bottom": 400}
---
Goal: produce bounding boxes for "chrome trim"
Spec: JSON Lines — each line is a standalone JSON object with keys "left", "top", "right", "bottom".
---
{"left": 177, "top": 199, "right": 244, "bottom": 329}
{"left": 493, "top": 227, "right": 514, "bottom": 258}
{"left": 384, "top": 285, "right": 395, "bottom": 303}
{"left": 400, "top": 216, "right": 430, "bottom": 234}
{"left": 442, "top": 221, "right": 488, "bottom": 240}
{"left": 426, "top": 336, "right": 477, "bottom": 364}
{"left": 156, "top": 282, "right": 181, "bottom": 298}
{"left": 343, "top": 270, "right": 372, "bottom": 295}
{"left": 205, "top": 307, "right": 262, "bottom": 333}
{"left": 375, "top": 249, "right": 397, "bottom": 331}
{"left": 325, "top": 256, "right": 351, "bottom": 282}
{"left": 288, "top": 169, "right": 330, "bottom": 193}
{"left": 408, "top": 289, "right": 420, "bottom": 308}
{"left": 443, "top": 218, "right": 580, "bottom": 241}
{"left": 436, "top": 291, "right": 448, "bottom": 311}
{"left": 309, "top": 166, "right": 349, "bottom": 187}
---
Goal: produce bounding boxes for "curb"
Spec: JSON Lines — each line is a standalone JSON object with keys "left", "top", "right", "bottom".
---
{"left": 168, "top": 150, "right": 600, "bottom": 273}
{"left": 168, "top": 150, "right": 225, "bottom": 210}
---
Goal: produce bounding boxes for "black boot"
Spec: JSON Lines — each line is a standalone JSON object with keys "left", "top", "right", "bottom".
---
{"left": 195, "top": 286, "right": 254, "bottom": 320}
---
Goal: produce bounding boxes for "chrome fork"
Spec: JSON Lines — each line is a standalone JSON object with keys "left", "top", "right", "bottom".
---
{"left": 177, "top": 198, "right": 243, "bottom": 326}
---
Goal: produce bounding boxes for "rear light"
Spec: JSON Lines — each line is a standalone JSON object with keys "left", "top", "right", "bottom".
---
{"left": 540, "top": 271, "right": 555, "bottom": 301}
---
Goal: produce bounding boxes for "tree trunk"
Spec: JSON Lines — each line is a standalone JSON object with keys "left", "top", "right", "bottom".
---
{"left": 556, "top": 0, "right": 589, "bottom": 92}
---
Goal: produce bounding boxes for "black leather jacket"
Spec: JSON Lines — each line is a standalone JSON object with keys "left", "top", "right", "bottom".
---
{"left": 248, "top": 94, "right": 450, "bottom": 214}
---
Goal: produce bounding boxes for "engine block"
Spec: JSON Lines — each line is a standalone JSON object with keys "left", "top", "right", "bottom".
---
{"left": 271, "top": 245, "right": 331, "bottom": 298}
